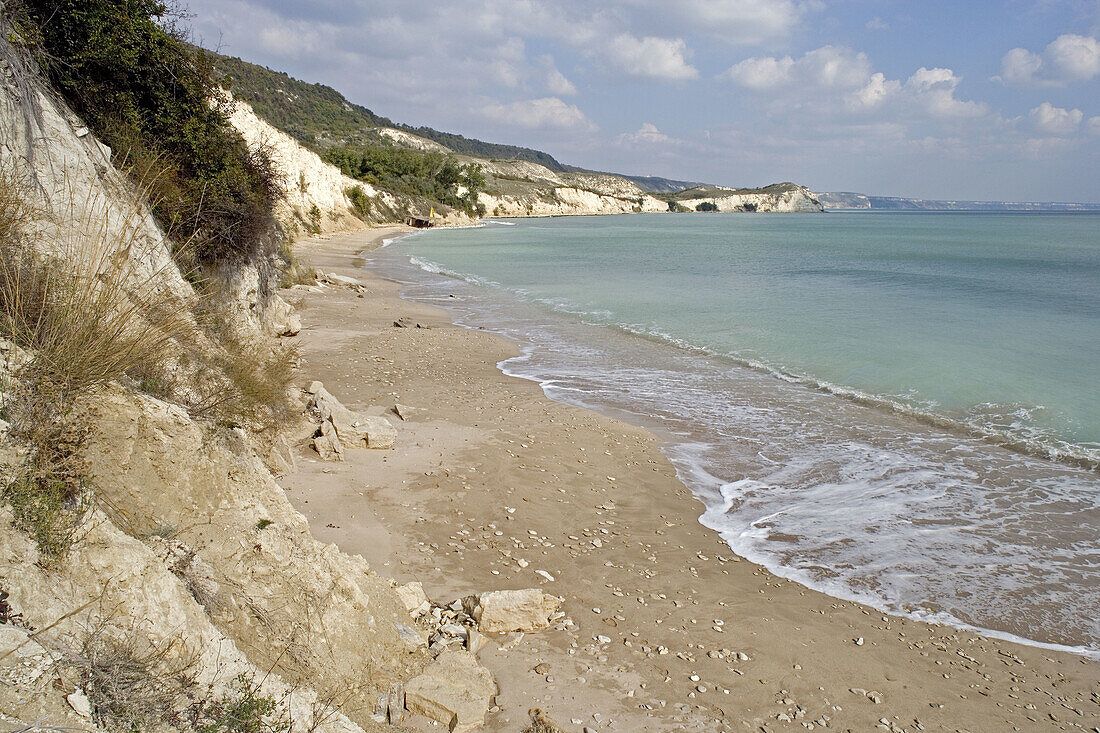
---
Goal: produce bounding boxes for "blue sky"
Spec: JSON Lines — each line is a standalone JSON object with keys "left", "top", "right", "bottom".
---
{"left": 187, "top": 0, "right": 1100, "bottom": 201}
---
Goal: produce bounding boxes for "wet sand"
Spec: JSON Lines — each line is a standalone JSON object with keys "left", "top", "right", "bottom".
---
{"left": 280, "top": 226, "right": 1099, "bottom": 732}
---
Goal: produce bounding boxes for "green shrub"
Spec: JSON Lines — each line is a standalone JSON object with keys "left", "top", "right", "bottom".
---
{"left": 324, "top": 144, "right": 485, "bottom": 216}
{"left": 18, "top": 0, "right": 281, "bottom": 267}
{"left": 695, "top": 201, "right": 718, "bottom": 212}
{"left": 2, "top": 459, "right": 89, "bottom": 565}
{"left": 199, "top": 673, "right": 290, "bottom": 733}
{"left": 345, "top": 185, "right": 371, "bottom": 219}
{"left": 306, "top": 203, "right": 322, "bottom": 235}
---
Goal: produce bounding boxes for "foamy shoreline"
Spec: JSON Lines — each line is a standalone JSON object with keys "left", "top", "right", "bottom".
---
{"left": 284, "top": 225, "right": 1100, "bottom": 731}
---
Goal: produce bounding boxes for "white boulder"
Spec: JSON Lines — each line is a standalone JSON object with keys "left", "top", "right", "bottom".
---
{"left": 464, "top": 589, "right": 563, "bottom": 633}
{"left": 404, "top": 650, "right": 495, "bottom": 732}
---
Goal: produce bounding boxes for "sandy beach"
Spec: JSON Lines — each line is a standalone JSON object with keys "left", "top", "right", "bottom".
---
{"left": 281, "top": 226, "right": 1100, "bottom": 732}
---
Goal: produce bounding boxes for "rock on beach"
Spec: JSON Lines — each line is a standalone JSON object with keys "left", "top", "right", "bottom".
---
{"left": 464, "top": 589, "right": 563, "bottom": 633}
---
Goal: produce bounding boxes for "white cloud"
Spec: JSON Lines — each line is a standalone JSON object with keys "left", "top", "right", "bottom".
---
{"left": 721, "top": 55, "right": 795, "bottom": 89}
{"left": 720, "top": 48, "right": 987, "bottom": 125}
{"left": 720, "top": 46, "right": 871, "bottom": 91}
{"left": 1046, "top": 34, "right": 1100, "bottom": 80}
{"left": 998, "top": 34, "right": 1100, "bottom": 85}
{"left": 674, "top": 0, "right": 819, "bottom": 45}
{"left": 866, "top": 16, "right": 889, "bottom": 31}
{"left": 604, "top": 34, "right": 699, "bottom": 81}
{"left": 853, "top": 73, "right": 899, "bottom": 108}
{"left": 480, "top": 97, "right": 596, "bottom": 130}
{"left": 1089, "top": 116, "right": 1100, "bottom": 136}
{"left": 1029, "top": 102, "right": 1084, "bottom": 135}
{"left": 616, "top": 122, "right": 676, "bottom": 146}
{"left": 905, "top": 67, "right": 987, "bottom": 118}
{"left": 538, "top": 55, "right": 578, "bottom": 96}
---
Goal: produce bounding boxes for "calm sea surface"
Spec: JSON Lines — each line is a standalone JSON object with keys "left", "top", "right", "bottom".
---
{"left": 365, "top": 211, "right": 1100, "bottom": 656}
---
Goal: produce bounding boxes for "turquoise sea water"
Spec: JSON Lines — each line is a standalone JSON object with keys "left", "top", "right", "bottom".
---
{"left": 367, "top": 211, "right": 1100, "bottom": 655}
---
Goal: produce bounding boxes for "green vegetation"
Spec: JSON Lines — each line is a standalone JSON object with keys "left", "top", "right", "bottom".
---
{"left": 17, "top": 0, "right": 280, "bottom": 267}
{"left": 345, "top": 185, "right": 371, "bottom": 219}
{"left": 198, "top": 673, "right": 290, "bottom": 733}
{"left": 695, "top": 201, "right": 718, "bottom": 212}
{"left": 213, "top": 52, "right": 566, "bottom": 170}
{"left": 324, "top": 145, "right": 486, "bottom": 217}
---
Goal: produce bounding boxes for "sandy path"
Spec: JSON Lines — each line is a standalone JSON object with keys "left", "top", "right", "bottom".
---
{"left": 281, "top": 226, "right": 1099, "bottom": 732}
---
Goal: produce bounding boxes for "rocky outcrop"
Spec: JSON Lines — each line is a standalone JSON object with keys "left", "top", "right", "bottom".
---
{"left": 404, "top": 650, "right": 496, "bottom": 732}
{"left": 672, "top": 183, "right": 824, "bottom": 213}
{"left": 379, "top": 127, "right": 451, "bottom": 153}
{"left": 227, "top": 97, "right": 386, "bottom": 235}
{"left": 306, "top": 381, "right": 398, "bottom": 458}
{"left": 228, "top": 99, "right": 478, "bottom": 232}
{"left": 76, "top": 389, "right": 427, "bottom": 728}
{"left": 0, "top": 503, "right": 367, "bottom": 732}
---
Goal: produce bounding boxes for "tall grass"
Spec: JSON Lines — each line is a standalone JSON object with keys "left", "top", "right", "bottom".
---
{"left": 0, "top": 161, "right": 197, "bottom": 562}
{"left": 0, "top": 172, "right": 195, "bottom": 402}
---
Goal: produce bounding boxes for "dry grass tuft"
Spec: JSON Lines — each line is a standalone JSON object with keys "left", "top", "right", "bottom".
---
{"left": 277, "top": 240, "right": 318, "bottom": 288}
{"left": 0, "top": 160, "right": 197, "bottom": 561}
{"left": 64, "top": 630, "right": 189, "bottom": 732}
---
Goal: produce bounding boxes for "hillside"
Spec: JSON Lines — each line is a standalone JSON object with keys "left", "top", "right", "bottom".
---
{"left": 213, "top": 51, "right": 823, "bottom": 218}
{"left": 213, "top": 52, "right": 567, "bottom": 171}
{"left": 670, "top": 182, "right": 823, "bottom": 213}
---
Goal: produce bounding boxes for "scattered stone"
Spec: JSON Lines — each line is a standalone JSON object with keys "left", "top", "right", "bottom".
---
{"left": 277, "top": 312, "right": 301, "bottom": 337}
{"left": 321, "top": 272, "right": 365, "bottom": 288}
{"left": 464, "top": 589, "right": 563, "bottom": 633}
{"left": 308, "top": 384, "right": 397, "bottom": 449}
{"left": 387, "top": 683, "right": 406, "bottom": 724}
{"left": 528, "top": 708, "right": 569, "bottom": 733}
{"left": 334, "top": 412, "right": 398, "bottom": 450}
{"left": 66, "top": 689, "right": 92, "bottom": 718}
{"left": 396, "top": 581, "right": 429, "bottom": 614}
{"left": 404, "top": 650, "right": 496, "bottom": 732}
{"left": 533, "top": 662, "right": 551, "bottom": 675}
{"left": 312, "top": 419, "right": 343, "bottom": 461}
{"left": 394, "top": 403, "right": 426, "bottom": 421}
{"left": 466, "top": 629, "right": 490, "bottom": 656}
{"left": 535, "top": 569, "right": 555, "bottom": 582}
{"left": 394, "top": 621, "right": 428, "bottom": 650}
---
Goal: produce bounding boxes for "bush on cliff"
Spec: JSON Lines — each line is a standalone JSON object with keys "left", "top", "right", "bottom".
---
{"left": 16, "top": 0, "right": 280, "bottom": 267}
{"left": 324, "top": 144, "right": 486, "bottom": 217}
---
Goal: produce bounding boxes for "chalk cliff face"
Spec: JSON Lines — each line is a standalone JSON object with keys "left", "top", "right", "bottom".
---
{"left": 0, "top": 42, "right": 191, "bottom": 304}
{"left": 228, "top": 102, "right": 478, "bottom": 231}
{"left": 227, "top": 97, "right": 382, "bottom": 234}
{"left": 672, "top": 183, "right": 824, "bottom": 213}
{"left": 472, "top": 148, "right": 668, "bottom": 217}
{"left": 0, "top": 39, "right": 428, "bottom": 731}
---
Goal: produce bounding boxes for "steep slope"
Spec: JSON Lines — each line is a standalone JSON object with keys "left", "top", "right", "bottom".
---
{"left": 214, "top": 50, "right": 822, "bottom": 219}
{"left": 214, "top": 52, "right": 566, "bottom": 170}
{"left": 0, "top": 24, "right": 448, "bottom": 732}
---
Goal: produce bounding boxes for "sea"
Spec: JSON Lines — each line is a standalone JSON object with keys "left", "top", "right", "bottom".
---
{"left": 363, "top": 211, "right": 1100, "bottom": 658}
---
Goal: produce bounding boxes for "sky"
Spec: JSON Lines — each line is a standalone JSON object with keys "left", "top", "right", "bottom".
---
{"left": 184, "top": 0, "right": 1100, "bottom": 201}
